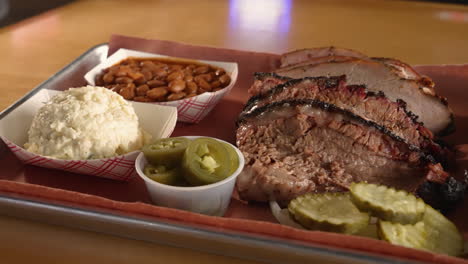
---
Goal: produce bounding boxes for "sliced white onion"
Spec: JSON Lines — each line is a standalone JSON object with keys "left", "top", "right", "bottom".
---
{"left": 269, "top": 200, "right": 305, "bottom": 229}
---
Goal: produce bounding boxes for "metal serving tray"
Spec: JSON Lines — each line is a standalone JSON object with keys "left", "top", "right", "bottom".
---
{"left": 0, "top": 44, "right": 421, "bottom": 264}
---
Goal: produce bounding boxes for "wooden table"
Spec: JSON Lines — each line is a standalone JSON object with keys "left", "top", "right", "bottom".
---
{"left": 0, "top": 0, "right": 467, "bottom": 263}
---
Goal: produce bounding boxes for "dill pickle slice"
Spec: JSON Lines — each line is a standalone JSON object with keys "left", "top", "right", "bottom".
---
{"left": 378, "top": 205, "right": 463, "bottom": 256}
{"left": 182, "top": 137, "right": 230, "bottom": 186}
{"left": 288, "top": 192, "right": 370, "bottom": 234}
{"left": 142, "top": 137, "right": 191, "bottom": 167}
{"left": 355, "top": 223, "right": 379, "bottom": 239}
{"left": 144, "top": 164, "right": 182, "bottom": 185}
{"left": 350, "top": 182, "right": 426, "bottom": 224}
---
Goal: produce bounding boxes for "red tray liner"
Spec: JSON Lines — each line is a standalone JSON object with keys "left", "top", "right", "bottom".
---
{"left": 0, "top": 179, "right": 465, "bottom": 264}
{"left": 0, "top": 34, "right": 467, "bottom": 263}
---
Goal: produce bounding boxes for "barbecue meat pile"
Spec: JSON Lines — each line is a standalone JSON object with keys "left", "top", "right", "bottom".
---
{"left": 276, "top": 51, "right": 452, "bottom": 135}
{"left": 236, "top": 47, "right": 464, "bottom": 210}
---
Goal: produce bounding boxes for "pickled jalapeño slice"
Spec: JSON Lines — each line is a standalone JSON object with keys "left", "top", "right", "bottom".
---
{"left": 378, "top": 205, "right": 463, "bottom": 256}
{"left": 142, "top": 137, "right": 191, "bottom": 167}
{"left": 144, "top": 164, "right": 182, "bottom": 185}
{"left": 182, "top": 137, "right": 231, "bottom": 186}
{"left": 350, "top": 182, "right": 425, "bottom": 224}
{"left": 288, "top": 192, "right": 370, "bottom": 234}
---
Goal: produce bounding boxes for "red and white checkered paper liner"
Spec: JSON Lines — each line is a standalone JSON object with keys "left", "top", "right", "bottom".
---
{"left": 153, "top": 86, "right": 233, "bottom": 123}
{"left": 85, "top": 48, "right": 239, "bottom": 123}
{"left": 2, "top": 137, "right": 138, "bottom": 181}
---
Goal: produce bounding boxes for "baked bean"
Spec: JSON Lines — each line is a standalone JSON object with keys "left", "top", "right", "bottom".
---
{"left": 108, "top": 65, "right": 119, "bottom": 74}
{"left": 127, "top": 60, "right": 139, "bottom": 67}
{"left": 95, "top": 74, "right": 105, "bottom": 86}
{"left": 198, "top": 88, "right": 207, "bottom": 94}
{"left": 196, "top": 78, "right": 211, "bottom": 91}
{"left": 184, "top": 74, "right": 194, "bottom": 82}
{"left": 169, "top": 64, "right": 184, "bottom": 71}
{"left": 136, "top": 84, "right": 150, "bottom": 96}
{"left": 208, "top": 73, "right": 216, "bottom": 82}
{"left": 167, "top": 92, "right": 187, "bottom": 101}
{"left": 169, "top": 79, "right": 186, "bottom": 93}
{"left": 193, "top": 75, "right": 203, "bottom": 83}
{"left": 147, "top": 79, "right": 166, "bottom": 88}
{"left": 103, "top": 73, "right": 115, "bottom": 83}
{"left": 134, "top": 76, "right": 146, "bottom": 86}
{"left": 127, "top": 71, "right": 144, "bottom": 80}
{"left": 214, "top": 68, "right": 225, "bottom": 76}
{"left": 195, "top": 73, "right": 212, "bottom": 82}
{"left": 153, "top": 68, "right": 168, "bottom": 79}
{"left": 147, "top": 87, "right": 168, "bottom": 99}
{"left": 167, "top": 70, "right": 184, "bottom": 82}
{"left": 211, "top": 80, "right": 221, "bottom": 89}
{"left": 113, "top": 83, "right": 130, "bottom": 94}
{"left": 98, "top": 57, "right": 231, "bottom": 102}
{"left": 119, "top": 83, "right": 136, "bottom": 100}
{"left": 141, "top": 69, "right": 153, "bottom": 80}
{"left": 140, "top": 60, "right": 156, "bottom": 68}
{"left": 108, "top": 84, "right": 121, "bottom": 93}
{"left": 183, "top": 67, "right": 193, "bottom": 74}
{"left": 115, "top": 76, "right": 133, "bottom": 84}
{"left": 193, "top": 65, "right": 209, "bottom": 74}
{"left": 133, "top": 96, "right": 155, "bottom": 102}
{"left": 219, "top": 74, "right": 231, "bottom": 85}
{"left": 115, "top": 65, "right": 132, "bottom": 77}
{"left": 185, "top": 81, "right": 198, "bottom": 94}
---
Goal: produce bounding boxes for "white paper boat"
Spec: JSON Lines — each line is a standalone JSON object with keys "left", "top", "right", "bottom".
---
{"left": 84, "top": 48, "right": 238, "bottom": 123}
{"left": 0, "top": 89, "right": 177, "bottom": 181}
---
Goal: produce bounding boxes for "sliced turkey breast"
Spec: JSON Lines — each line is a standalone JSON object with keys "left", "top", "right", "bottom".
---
{"left": 280, "top": 47, "right": 367, "bottom": 68}
{"left": 281, "top": 48, "right": 436, "bottom": 91}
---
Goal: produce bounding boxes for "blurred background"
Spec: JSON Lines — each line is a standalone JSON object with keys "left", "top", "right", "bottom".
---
{"left": 0, "top": 0, "right": 467, "bottom": 28}
{"left": 0, "top": 0, "right": 73, "bottom": 27}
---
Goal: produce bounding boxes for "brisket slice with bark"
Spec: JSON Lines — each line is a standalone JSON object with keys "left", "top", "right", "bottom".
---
{"left": 275, "top": 58, "right": 453, "bottom": 135}
{"left": 242, "top": 74, "right": 435, "bottom": 148}
{"left": 247, "top": 72, "right": 291, "bottom": 96}
{"left": 242, "top": 74, "right": 455, "bottom": 166}
{"left": 236, "top": 99, "right": 449, "bottom": 204}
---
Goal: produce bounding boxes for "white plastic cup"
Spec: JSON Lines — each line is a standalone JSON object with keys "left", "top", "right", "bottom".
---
{"left": 135, "top": 136, "right": 245, "bottom": 216}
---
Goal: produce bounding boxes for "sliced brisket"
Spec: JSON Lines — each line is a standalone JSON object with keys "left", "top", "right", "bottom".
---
{"left": 236, "top": 99, "right": 448, "bottom": 203}
{"left": 241, "top": 74, "right": 436, "bottom": 151}
{"left": 247, "top": 72, "right": 291, "bottom": 97}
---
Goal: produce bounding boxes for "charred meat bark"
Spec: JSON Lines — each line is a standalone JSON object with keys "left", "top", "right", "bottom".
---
{"left": 242, "top": 75, "right": 435, "bottom": 149}
{"left": 247, "top": 72, "right": 291, "bottom": 97}
{"left": 242, "top": 74, "right": 455, "bottom": 166}
{"left": 236, "top": 99, "right": 448, "bottom": 203}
